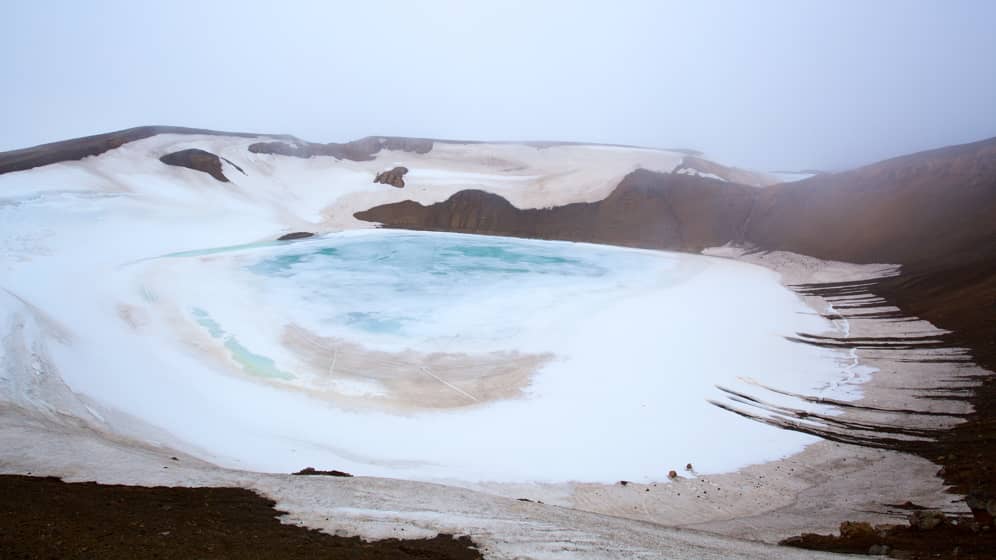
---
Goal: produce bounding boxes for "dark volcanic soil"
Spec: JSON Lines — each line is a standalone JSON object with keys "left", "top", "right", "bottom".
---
{"left": 868, "top": 253, "right": 996, "bottom": 513}
{"left": 748, "top": 137, "right": 996, "bottom": 266}
{"left": 0, "top": 475, "right": 482, "bottom": 560}
{"left": 782, "top": 521, "right": 996, "bottom": 559}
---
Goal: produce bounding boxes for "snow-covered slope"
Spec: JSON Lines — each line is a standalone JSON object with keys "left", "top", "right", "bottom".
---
{"left": 0, "top": 130, "right": 858, "bottom": 483}
{"left": 1, "top": 132, "right": 697, "bottom": 237}
{"left": 5, "top": 129, "right": 990, "bottom": 558}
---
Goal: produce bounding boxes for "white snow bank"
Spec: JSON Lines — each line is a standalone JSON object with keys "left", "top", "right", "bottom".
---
{"left": 0, "top": 134, "right": 859, "bottom": 484}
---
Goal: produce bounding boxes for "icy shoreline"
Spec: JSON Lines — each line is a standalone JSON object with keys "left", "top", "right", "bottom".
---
{"left": 4, "top": 219, "right": 858, "bottom": 482}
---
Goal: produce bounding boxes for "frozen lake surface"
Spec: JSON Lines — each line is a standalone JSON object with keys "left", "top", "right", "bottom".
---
{"left": 0, "top": 149, "right": 860, "bottom": 483}
{"left": 91, "top": 230, "right": 854, "bottom": 482}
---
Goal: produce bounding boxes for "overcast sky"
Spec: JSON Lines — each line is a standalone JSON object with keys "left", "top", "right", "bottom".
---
{"left": 3, "top": 0, "right": 995, "bottom": 170}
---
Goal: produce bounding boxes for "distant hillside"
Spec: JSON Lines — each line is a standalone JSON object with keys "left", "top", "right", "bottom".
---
{"left": 357, "top": 136, "right": 996, "bottom": 267}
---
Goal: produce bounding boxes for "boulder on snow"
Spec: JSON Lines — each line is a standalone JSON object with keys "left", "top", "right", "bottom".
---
{"left": 277, "top": 232, "right": 315, "bottom": 241}
{"left": 374, "top": 166, "right": 409, "bottom": 188}
{"left": 293, "top": 467, "right": 353, "bottom": 477}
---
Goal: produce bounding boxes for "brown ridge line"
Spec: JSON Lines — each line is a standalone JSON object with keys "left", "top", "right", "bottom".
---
{"left": 0, "top": 126, "right": 292, "bottom": 175}
{"left": 0, "top": 126, "right": 697, "bottom": 175}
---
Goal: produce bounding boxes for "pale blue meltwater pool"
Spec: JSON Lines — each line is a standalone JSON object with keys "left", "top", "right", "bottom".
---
{"left": 237, "top": 231, "right": 681, "bottom": 352}
{"left": 138, "top": 229, "right": 851, "bottom": 481}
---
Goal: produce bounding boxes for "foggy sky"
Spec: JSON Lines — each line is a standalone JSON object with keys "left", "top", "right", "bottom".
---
{"left": 3, "top": 0, "right": 995, "bottom": 171}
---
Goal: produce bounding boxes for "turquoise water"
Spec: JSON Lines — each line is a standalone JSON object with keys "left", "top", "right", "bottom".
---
{"left": 191, "top": 307, "right": 294, "bottom": 380}
{"left": 241, "top": 231, "right": 659, "bottom": 344}
{"left": 248, "top": 236, "right": 605, "bottom": 280}
{"left": 162, "top": 240, "right": 282, "bottom": 259}
{"left": 169, "top": 231, "right": 682, "bottom": 356}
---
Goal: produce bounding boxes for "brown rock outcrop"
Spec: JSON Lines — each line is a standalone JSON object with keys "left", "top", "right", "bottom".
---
{"left": 249, "top": 136, "right": 433, "bottom": 162}
{"left": 839, "top": 521, "right": 877, "bottom": 540}
{"left": 292, "top": 467, "right": 353, "bottom": 477}
{"left": 355, "top": 170, "right": 757, "bottom": 252}
{"left": 159, "top": 149, "right": 244, "bottom": 182}
{"left": 277, "top": 232, "right": 315, "bottom": 241}
{"left": 374, "top": 166, "right": 409, "bottom": 188}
